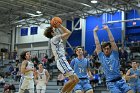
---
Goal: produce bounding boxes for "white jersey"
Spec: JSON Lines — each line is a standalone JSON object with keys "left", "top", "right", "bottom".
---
{"left": 24, "top": 61, "right": 34, "bottom": 79}
{"left": 37, "top": 69, "right": 46, "bottom": 82}
{"left": 51, "top": 35, "right": 65, "bottom": 60}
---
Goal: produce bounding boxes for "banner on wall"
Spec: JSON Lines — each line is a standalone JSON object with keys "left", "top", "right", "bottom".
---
{"left": 21, "top": 28, "right": 28, "bottom": 36}
{"left": 30, "top": 27, "right": 38, "bottom": 35}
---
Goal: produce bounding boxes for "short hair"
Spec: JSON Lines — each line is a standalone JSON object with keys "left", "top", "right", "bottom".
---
{"left": 74, "top": 46, "right": 84, "bottom": 53}
{"left": 20, "top": 51, "right": 29, "bottom": 61}
{"left": 101, "top": 42, "right": 111, "bottom": 49}
{"left": 44, "top": 27, "right": 53, "bottom": 38}
{"left": 38, "top": 62, "right": 43, "bottom": 66}
{"left": 131, "top": 60, "right": 137, "bottom": 63}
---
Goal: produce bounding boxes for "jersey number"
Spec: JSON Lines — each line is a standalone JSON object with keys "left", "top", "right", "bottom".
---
{"left": 79, "top": 68, "right": 84, "bottom": 73}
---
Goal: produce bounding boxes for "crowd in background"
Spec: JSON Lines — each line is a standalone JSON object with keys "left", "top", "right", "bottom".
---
{"left": 0, "top": 42, "right": 140, "bottom": 92}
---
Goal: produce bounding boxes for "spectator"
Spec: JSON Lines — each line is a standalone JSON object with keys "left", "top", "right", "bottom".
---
{"left": 47, "top": 56, "right": 55, "bottom": 71}
{"left": 15, "top": 60, "right": 20, "bottom": 72}
{"left": 9, "top": 64, "right": 14, "bottom": 73}
{"left": 137, "top": 62, "right": 140, "bottom": 69}
{"left": 119, "top": 47, "right": 128, "bottom": 61}
{"left": 57, "top": 73, "right": 65, "bottom": 86}
{"left": 0, "top": 75, "right": 5, "bottom": 86}
{"left": 15, "top": 71, "right": 21, "bottom": 81}
{"left": 4, "top": 83, "right": 16, "bottom": 93}
{"left": 11, "top": 68, "right": 17, "bottom": 80}
{"left": 32, "top": 56, "right": 39, "bottom": 69}
{"left": 42, "top": 55, "right": 48, "bottom": 67}
{"left": 90, "top": 70, "right": 100, "bottom": 87}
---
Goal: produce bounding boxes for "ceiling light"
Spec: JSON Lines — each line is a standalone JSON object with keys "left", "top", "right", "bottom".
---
{"left": 91, "top": 0, "right": 98, "bottom": 4}
{"left": 36, "top": 11, "right": 42, "bottom": 14}
{"left": 26, "top": 13, "right": 43, "bottom": 17}
{"left": 80, "top": 3, "right": 91, "bottom": 7}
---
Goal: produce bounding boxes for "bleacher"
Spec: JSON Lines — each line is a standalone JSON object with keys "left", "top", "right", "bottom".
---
{"left": 0, "top": 60, "right": 109, "bottom": 93}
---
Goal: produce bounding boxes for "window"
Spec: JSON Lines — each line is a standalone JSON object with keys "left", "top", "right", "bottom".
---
{"left": 30, "top": 27, "right": 38, "bottom": 35}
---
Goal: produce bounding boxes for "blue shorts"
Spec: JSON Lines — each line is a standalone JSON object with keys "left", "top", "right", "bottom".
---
{"left": 106, "top": 79, "right": 131, "bottom": 93}
{"left": 129, "top": 83, "right": 140, "bottom": 93}
{"left": 74, "top": 79, "right": 92, "bottom": 92}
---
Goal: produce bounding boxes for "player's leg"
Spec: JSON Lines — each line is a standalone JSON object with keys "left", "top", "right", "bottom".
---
{"left": 60, "top": 74, "right": 79, "bottom": 93}
{"left": 41, "top": 85, "right": 46, "bottom": 93}
{"left": 19, "top": 78, "right": 29, "bottom": 93}
{"left": 117, "top": 79, "right": 133, "bottom": 93}
{"left": 28, "top": 79, "right": 34, "bottom": 93}
{"left": 83, "top": 80, "right": 93, "bottom": 93}
{"left": 57, "top": 59, "right": 79, "bottom": 93}
{"left": 73, "top": 83, "right": 83, "bottom": 93}
{"left": 136, "top": 84, "right": 140, "bottom": 93}
{"left": 106, "top": 82, "right": 121, "bottom": 93}
{"left": 36, "top": 84, "right": 41, "bottom": 93}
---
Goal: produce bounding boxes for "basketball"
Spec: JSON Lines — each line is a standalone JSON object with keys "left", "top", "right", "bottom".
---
{"left": 50, "top": 17, "right": 62, "bottom": 28}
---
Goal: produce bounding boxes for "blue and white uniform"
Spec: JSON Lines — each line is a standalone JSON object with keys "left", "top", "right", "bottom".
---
{"left": 70, "top": 58, "right": 92, "bottom": 92}
{"left": 98, "top": 50, "right": 131, "bottom": 93}
{"left": 51, "top": 35, "right": 74, "bottom": 77}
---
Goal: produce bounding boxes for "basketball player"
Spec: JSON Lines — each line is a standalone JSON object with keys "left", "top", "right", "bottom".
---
{"left": 70, "top": 46, "right": 93, "bottom": 93}
{"left": 44, "top": 24, "right": 79, "bottom": 93}
{"left": 126, "top": 61, "right": 140, "bottom": 93}
{"left": 34, "top": 63, "right": 50, "bottom": 93}
{"left": 93, "top": 25, "right": 133, "bottom": 93}
{"left": 18, "top": 51, "right": 34, "bottom": 93}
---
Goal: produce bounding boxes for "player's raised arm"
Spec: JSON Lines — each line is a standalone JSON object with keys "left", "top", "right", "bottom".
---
{"left": 59, "top": 25, "right": 72, "bottom": 40}
{"left": 93, "top": 26, "right": 102, "bottom": 54}
{"left": 103, "top": 25, "right": 118, "bottom": 51}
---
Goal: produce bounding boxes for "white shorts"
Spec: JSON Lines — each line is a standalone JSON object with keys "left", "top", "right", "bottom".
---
{"left": 57, "top": 57, "right": 74, "bottom": 77}
{"left": 36, "top": 83, "right": 46, "bottom": 90}
{"left": 19, "top": 77, "right": 34, "bottom": 90}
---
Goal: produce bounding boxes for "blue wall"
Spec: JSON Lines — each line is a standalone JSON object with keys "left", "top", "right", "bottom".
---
{"left": 66, "top": 19, "right": 82, "bottom": 56}
{"left": 126, "top": 10, "right": 140, "bottom": 41}
{"left": 66, "top": 10, "right": 140, "bottom": 55}
{"left": 85, "top": 12, "right": 122, "bottom": 54}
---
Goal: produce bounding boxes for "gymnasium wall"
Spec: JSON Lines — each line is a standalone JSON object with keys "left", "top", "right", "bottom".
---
{"left": 66, "top": 12, "right": 123, "bottom": 55}
{"left": 65, "top": 10, "right": 140, "bottom": 55}
{"left": 66, "top": 18, "right": 82, "bottom": 56}
{"left": 15, "top": 22, "right": 67, "bottom": 58}
{"left": 16, "top": 24, "right": 50, "bottom": 44}
{"left": 126, "top": 9, "right": 140, "bottom": 41}
{"left": 0, "top": 31, "right": 11, "bottom": 51}
{"left": 15, "top": 24, "right": 50, "bottom": 57}
{"left": 85, "top": 12, "right": 122, "bottom": 54}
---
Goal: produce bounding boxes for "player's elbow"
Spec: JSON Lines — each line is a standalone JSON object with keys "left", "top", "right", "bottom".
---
{"left": 67, "top": 32, "right": 71, "bottom": 37}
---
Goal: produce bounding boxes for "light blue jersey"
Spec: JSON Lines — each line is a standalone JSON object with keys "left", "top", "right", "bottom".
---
{"left": 70, "top": 58, "right": 92, "bottom": 92}
{"left": 70, "top": 58, "right": 90, "bottom": 78}
{"left": 128, "top": 68, "right": 140, "bottom": 83}
{"left": 98, "top": 50, "right": 131, "bottom": 93}
{"left": 98, "top": 50, "right": 121, "bottom": 82}
{"left": 128, "top": 68, "right": 140, "bottom": 92}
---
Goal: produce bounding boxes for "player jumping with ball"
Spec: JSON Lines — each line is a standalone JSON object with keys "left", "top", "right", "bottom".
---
{"left": 44, "top": 17, "right": 79, "bottom": 93}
